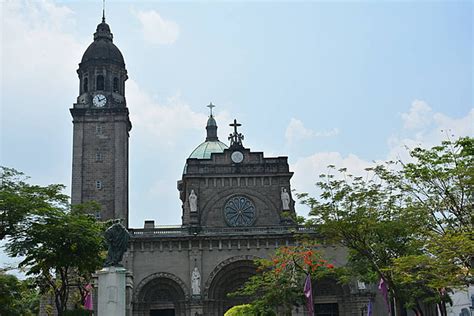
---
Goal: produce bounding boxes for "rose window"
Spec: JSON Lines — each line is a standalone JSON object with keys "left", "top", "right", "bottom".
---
{"left": 223, "top": 196, "right": 256, "bottom": 227}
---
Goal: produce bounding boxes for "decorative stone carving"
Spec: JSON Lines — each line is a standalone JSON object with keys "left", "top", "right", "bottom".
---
{"left": 223, "top": 196, "right": 256, "bottom": 227}
{"left": 189, "top": 190, "right": 198, "bottom": 213}
{"left": 191, "top": 267, "right": 201, "bottom": 295}
{"left": 281, "top": 187, "right": 290, "bottom": 210}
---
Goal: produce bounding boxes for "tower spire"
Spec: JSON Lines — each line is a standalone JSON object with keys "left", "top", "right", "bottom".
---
{"left": 205, "top": 103, "right": 218, "bottom": 141}
{"left": 102, "top": 0, "right": 106, "bottom": 23}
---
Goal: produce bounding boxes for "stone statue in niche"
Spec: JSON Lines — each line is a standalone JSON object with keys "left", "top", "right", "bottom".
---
{"left": 281, "top": 187, "right": 290, "bottom": 210}
{"left": 104, "top": 220, "right": 130, "bottom": 267}
{"left": 189, "top": 190, "right": 198, "bottom": 212}
{"left": 191, "top": 267, "right": 201, "bottom": 295}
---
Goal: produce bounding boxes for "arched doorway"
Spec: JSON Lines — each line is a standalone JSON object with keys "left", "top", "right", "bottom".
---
{"left": 204, "top": 256, "right": 258, "bottom": 316}
{"left": 134, "top": 273, "right": 188, "bottom": 316}
{"left": 313, "top": 277, "right": 350, "bottom": 316}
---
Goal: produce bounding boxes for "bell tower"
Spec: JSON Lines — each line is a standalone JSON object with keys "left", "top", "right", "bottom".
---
{"left": 70, "top": 14, "right": 131, "bottom": 226}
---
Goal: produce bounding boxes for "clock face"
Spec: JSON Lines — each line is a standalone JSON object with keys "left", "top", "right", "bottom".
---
{"left": 93, "top": 94, "right": 107, "bottom": 107}
{"left": 231, "top": 151, "right": 244, "bottom": 163}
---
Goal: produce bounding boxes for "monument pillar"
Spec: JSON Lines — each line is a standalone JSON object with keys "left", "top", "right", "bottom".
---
{"left": 95, "top": 222, "right": 132, "bottom": 315}
{"left": 96, "top": 267, "right": 127, "bottom": 316}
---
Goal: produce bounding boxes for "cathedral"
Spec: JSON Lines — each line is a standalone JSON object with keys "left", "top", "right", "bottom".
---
{"left": 69, "top": 15, "right": 382, "bottom": 316}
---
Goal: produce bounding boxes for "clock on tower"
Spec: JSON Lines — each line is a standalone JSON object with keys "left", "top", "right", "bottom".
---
{"left": 70, "top": 14, "right": 131, "bottom": 227}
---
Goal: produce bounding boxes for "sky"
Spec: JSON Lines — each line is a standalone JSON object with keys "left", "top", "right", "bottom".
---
{"left": 1, "top": 0, "right": 473, "bottom": 268}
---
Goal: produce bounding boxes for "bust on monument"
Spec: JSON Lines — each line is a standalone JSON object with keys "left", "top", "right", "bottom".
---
{"left": 189, "top": 190, "right": 198, "bottom": 213}
{"left": 281, "top": 187, "right": 290, "bottom": 210}
{"left": 104, "top": 220, "right": 130, "bottom": 267}
{"left": 191, "top": 267, "right": 201, "bottom": 295}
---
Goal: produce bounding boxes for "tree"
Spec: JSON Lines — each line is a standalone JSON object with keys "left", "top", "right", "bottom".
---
{"left": 1, "top": 167, "right": 105, "bottom": 315}
{"left": 5, "top": 210, "right": 105, "bottom": 315}
{"left": 224, "top": 304, "right": 254, "bottom": 316}
{"left": 298, "top": 137, "right": 474, "bottom": 315}
{"left": 0, "top": 167, "right": 68, "bottom": 239}
{"left": 230, "top": 242, "right": 336, "bottom": 316}
{"left": 0, "top": 273, "right": 40, "bottom": 316}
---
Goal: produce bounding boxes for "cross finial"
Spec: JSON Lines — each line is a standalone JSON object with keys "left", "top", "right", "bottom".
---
{"left": 229, "top": 119, "right": 241, "bottom": 134}
{"left": 207, "top": 102, "right": 216, "bottom": 116}
{"left": 228, "top": 119, "right": 244, "bottom": 148}
{"left": 102, "top": 0, "right": 106, "bottom": 22}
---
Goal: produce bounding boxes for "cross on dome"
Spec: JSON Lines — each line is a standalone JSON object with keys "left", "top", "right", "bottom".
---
{"left": 207, "top": 102, "right": 216, "bottom": 116}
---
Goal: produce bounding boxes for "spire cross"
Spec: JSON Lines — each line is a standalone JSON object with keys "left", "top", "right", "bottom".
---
{"left": 207, "top": 102, "right": 216, "bottom": 116}
{"left": 229, "top": 119, "right": 241, "bottom": 135}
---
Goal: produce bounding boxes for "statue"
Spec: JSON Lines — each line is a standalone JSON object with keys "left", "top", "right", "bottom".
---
{"left": 191, "top": 267, "right": 201, "bottom": 295}
{"left": 281, "top": 187, "right": 290, "bottom": 210}
{"left": 104, "top": 221, "right": 130, "bottom": 267}
{"left": 189, "top": 190, "right": 198, "bottom": 213}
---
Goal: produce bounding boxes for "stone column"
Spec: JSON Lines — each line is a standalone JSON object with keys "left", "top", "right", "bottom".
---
{"left": 96, "top": 266, "right": 128, "bottom": 316}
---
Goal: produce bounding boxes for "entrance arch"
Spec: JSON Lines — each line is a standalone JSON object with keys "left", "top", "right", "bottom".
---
{"left": 134, "top": 272, "right": 189, "bottom": 316}
{"left": 204, "top": 255, "right": 259, "bottom": 316}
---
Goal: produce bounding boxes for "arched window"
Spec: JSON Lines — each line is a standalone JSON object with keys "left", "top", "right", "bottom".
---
{"left": 83, "top": 77, "right": 88, "bottom": 92}
{"left": 113, "top": 77, "right": 119, "bottom": 93}
{"left": 96, "top": 75, "right": 104, "bottom": 90}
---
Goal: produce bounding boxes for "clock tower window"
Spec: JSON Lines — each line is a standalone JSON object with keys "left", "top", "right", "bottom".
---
{"left": 113, "top": 77, "right": 119, "bottom": 93}
{"left": 96, "top": 124, "right": 103, "bottom": 135}
{"left": 95, "top": 151, "right": 103, "bottom": 162}
{"left": 83, "top": 77, "right": 88, "bottom": 93}
{"left": 95, "top": 210, "right": 102, "bottom": 220}
{"left": 96, "top": 75, "right": 104, "bottom": 90}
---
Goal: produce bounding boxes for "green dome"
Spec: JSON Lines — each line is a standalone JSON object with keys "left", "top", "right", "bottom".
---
{"left": 189, "top": 140, "right": 228, "bottom": 159}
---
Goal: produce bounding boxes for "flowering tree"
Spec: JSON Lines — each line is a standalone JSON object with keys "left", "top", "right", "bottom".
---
{"left": 230, "top": 242, "right": 335, "bottom": 316}
{"left": 298, "top": 137, "right": 473, "bottom": 316}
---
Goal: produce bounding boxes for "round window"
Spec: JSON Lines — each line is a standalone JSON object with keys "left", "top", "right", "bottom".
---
{"left": 223, "top": 196, "right": 256, "bottom": 227}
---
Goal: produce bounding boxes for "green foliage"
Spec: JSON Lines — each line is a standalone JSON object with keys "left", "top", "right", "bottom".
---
{"left": 298, "top": 137, "right": 473, "bottom": 314}
{"left": 0, "top": 273, "right": 40, "bottom": 316}
{"left": 1, "top": 167, "right": 106, "bottom": 316}
{"left": 224, "top": 304, "right": 256, "bottom": 316}
{"left": 0, "top": 166, "right": 69, "bottom": 239}
{"left": 230, "top": 242, "right": 336, "bottom": 315}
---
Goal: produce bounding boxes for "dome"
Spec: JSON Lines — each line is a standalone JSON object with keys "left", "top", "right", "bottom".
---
{"left": 81, "top": 40, "right": 125, "bottom": 65}
{"left": 189, "top": 140, "right": 228, "bottom": 159}
{"left": 207, "top": 116, "right": 217, "bottom": 127}
{"left": 80, "top": 21, "right": 125, "bottom": 66}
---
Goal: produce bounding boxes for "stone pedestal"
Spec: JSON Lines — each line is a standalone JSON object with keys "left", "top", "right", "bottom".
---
{"left": 189, "top": 297, "right": 204, "bottom": 316}
{"left": 96, "top": 267, "right": 132, "bottom": 316}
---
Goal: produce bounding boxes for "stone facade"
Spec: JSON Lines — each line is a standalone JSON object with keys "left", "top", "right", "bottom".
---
{"left": 71, "top": 18, "right": 131, "bottom": 226}
{"left": 69, "top": 16, "right": 388, "bottom": 316}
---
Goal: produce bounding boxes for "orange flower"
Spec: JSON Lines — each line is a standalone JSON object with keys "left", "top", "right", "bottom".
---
{"left": 326, "top": 264, "right": 334, "bottom": 269}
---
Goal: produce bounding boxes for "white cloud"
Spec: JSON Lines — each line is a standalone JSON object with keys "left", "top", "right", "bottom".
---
{"left": 290, "top": 101, "right": 473, "bottom": 218}
{"left": 128, "top": 80, "right": 231, "bottom": 148}
{"left": 133, "top": 9, "right": 179, "bottom": 45}
{"left": 285, "top": 118, "right": 339, "bottom": 144}
{"left": 290, "top": 152, "right": 373, "bottom": 217}
{"left": 1, "top": 0, "right": 84, "bottom": 96}
{"left": 388, "top": 103, "right": 473, "bottom": 162}
{"left": 400, "top": 99, "right": 433, "bottom": 130}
